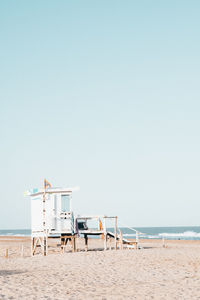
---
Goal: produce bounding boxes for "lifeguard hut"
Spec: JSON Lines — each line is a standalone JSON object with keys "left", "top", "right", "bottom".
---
{"left": 29, "top": 179, "right": 79, "bottom": 256}
{"left": 27, "top": 179, "right": 138, "bottom": 256}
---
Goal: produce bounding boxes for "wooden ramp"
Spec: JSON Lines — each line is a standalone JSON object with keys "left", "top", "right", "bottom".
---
{"left": 107, "top": 231, "right": 138, "bottom": 249}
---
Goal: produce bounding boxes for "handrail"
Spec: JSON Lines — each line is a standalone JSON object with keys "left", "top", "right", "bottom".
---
{"left": 118, "top": 224, "right": 143, "bottom": 235}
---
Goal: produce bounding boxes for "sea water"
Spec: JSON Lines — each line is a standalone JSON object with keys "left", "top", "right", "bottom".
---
{"left": 0, "top": 229, "right": 31, "bottom": 236}
{"left": 121, "top": 226, "right": 200, "bottom": 240}
{"left": 1, "top": 227, "right": 200, "bottom": 240}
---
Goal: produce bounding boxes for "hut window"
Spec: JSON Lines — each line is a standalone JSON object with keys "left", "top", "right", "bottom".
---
{"left": 54, "top": 195, "right": 57, "bottom": 211}
{"left": 61, "top": 195, "right": 70, "bottom": 212}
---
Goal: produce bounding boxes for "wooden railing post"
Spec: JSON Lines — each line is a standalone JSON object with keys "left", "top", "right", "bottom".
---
{"left": 103, "top": 217, "right": 107, "bottom": 250}
{"left": 136, "top": 231, "right": 139, "bottom": 249}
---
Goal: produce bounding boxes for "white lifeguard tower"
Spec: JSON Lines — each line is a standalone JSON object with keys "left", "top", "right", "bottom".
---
{"left": 29, "top": 182, "right": 79, "bottom": 256}
{"left": 27, "top": 179, "right": 138, "bottom": 256}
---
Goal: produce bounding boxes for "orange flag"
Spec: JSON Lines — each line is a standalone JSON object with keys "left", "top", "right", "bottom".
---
{"left": 99, "top": 219, "right": 104, "bottom": 239}
{"left": 44, "top": 178, "right": 51, "bottom": 191}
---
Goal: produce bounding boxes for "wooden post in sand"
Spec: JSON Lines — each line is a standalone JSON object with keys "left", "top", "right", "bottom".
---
{"left": 21, "top": 245, "right": 23, "bottom": 257}
{"left": 162, "top": 237, "right": 165, "bottom": 248}
{"left": 5, "top": 249, "right": 8, "bottom": 258}
{"left": 114, "top": 216, "right": 117, "bottom": 250}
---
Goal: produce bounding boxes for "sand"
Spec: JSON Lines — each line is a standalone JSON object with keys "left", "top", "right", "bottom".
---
{"left": 0, "top": 237, "right": 200, "bottom": 299}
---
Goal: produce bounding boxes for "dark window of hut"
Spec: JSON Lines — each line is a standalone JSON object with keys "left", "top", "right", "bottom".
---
{"left": 78, "top": 221, "right": 88, "bottom": 230}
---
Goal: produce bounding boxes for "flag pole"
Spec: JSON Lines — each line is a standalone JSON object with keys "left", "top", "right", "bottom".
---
{"left": 43, "top": 179, "right": 47, "bottom": 256}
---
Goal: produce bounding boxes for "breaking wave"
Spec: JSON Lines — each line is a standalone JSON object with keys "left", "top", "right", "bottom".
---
{"left": 123, "top": 230, "right": 200, "bottom": 240}
{"left": 158, "top": 231, "right": 200, "bottom": 239}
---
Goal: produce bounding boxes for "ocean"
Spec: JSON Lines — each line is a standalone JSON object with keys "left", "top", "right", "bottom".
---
{"left": 1, "top": 227, "right": 200, "bottom": 240}
{"left": 121, "top": 226, "right": 200, "bottom": 240}
{"left": 0, "top": 229, "right": 31, "bottom": 236}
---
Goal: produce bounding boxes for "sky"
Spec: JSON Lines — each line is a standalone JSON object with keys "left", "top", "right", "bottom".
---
{"left": 1, "top": 0, "right": 200, "bottom": 229}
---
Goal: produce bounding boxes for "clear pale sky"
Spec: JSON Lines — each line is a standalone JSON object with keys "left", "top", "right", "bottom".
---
{"left": 1, "top": 1, "right": 200, "bottom": 229}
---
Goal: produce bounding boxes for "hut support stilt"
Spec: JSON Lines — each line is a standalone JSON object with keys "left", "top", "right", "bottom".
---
{"left": 61, "top": 235, "right": 77, "bottom": 253}
{"left": 32, "top": 236, "right": 45, "bottom": 256}
{"left": 84, "top": 234, "right": 88, "bottom": 251}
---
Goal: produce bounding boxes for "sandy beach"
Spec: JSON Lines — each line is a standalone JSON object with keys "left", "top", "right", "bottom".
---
{"left": 0, "top": 237, "right": 200, "bottom": 299}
